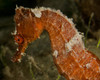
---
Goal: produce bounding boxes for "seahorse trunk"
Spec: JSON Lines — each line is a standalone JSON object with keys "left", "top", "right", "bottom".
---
{"left": 39, "top": 10, "right": 100, "bottom": 80}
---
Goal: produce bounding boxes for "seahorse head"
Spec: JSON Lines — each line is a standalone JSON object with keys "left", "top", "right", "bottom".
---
{"left": 12, "top": 6, "right": 43, "bottom": 62}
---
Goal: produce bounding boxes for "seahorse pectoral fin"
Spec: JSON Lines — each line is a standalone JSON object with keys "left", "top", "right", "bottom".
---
{"left": 11, "top": 42, "right": 28, "bottom": 62}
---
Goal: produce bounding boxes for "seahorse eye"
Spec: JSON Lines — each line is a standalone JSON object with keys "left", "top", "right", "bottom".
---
{"left": 14, "top": 35, "right": 24, "bottom": 44}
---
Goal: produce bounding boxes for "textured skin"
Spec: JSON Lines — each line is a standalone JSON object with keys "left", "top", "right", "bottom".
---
{"left": 13, "top": 7, "right": 100, "bottom": 80}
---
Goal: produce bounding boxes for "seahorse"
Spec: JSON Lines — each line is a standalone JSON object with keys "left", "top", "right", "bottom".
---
{"left": 12, "top": 6, "right": 100, "bottom": 80}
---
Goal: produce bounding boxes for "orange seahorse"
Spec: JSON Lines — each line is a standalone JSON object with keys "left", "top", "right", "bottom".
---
{"left": 12, "top": 6, "right": 100, "bottom": 80}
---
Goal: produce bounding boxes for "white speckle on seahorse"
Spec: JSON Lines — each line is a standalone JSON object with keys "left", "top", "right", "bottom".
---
{"left": 18, "top": 59, "right": 21, "bottom": 62}
{"left": 65, "top": 32, "right": 84, "bottom": 53}
{"left": 61, "top": 23, "right": 65, "bottom": 32}
{"left": 16, "top": 48, "right": 19, "bottom": 51}
{"left": 15, "top": 42, "right": 18, "bottom": 45}
{"left": 79, "top": 32, "right": 84, "bottom": 38}
{"left": 11, "top": 29, "right": 17, "bottom": 35}
{"left": 14, "top": 30, "right": 17, "bottom": 35}
{"left": 65, "top": 43, "right": 72, "bottom": 52}
{"left": 31, "top": 8, "right": 42, "bottom": 18}
{"left": 15, "top": 5, "right": 19, "bottom": 10}
{"left": 21, "top": 53, "right": 26, "bottom": 56}
{"left": 86, "top": 63, "right": 91, "bottom": 69}
{"left": 53, "top": 50, "right": 58, "bottom": 58}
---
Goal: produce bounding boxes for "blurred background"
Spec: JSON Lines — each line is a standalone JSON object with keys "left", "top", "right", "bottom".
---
{"left": 0, "top": 0, "right": 100, "bottom": 80}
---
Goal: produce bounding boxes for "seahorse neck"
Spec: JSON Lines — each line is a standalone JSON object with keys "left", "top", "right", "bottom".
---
{"left": 40, "top": 10, "right": 84, "bottom": 56}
